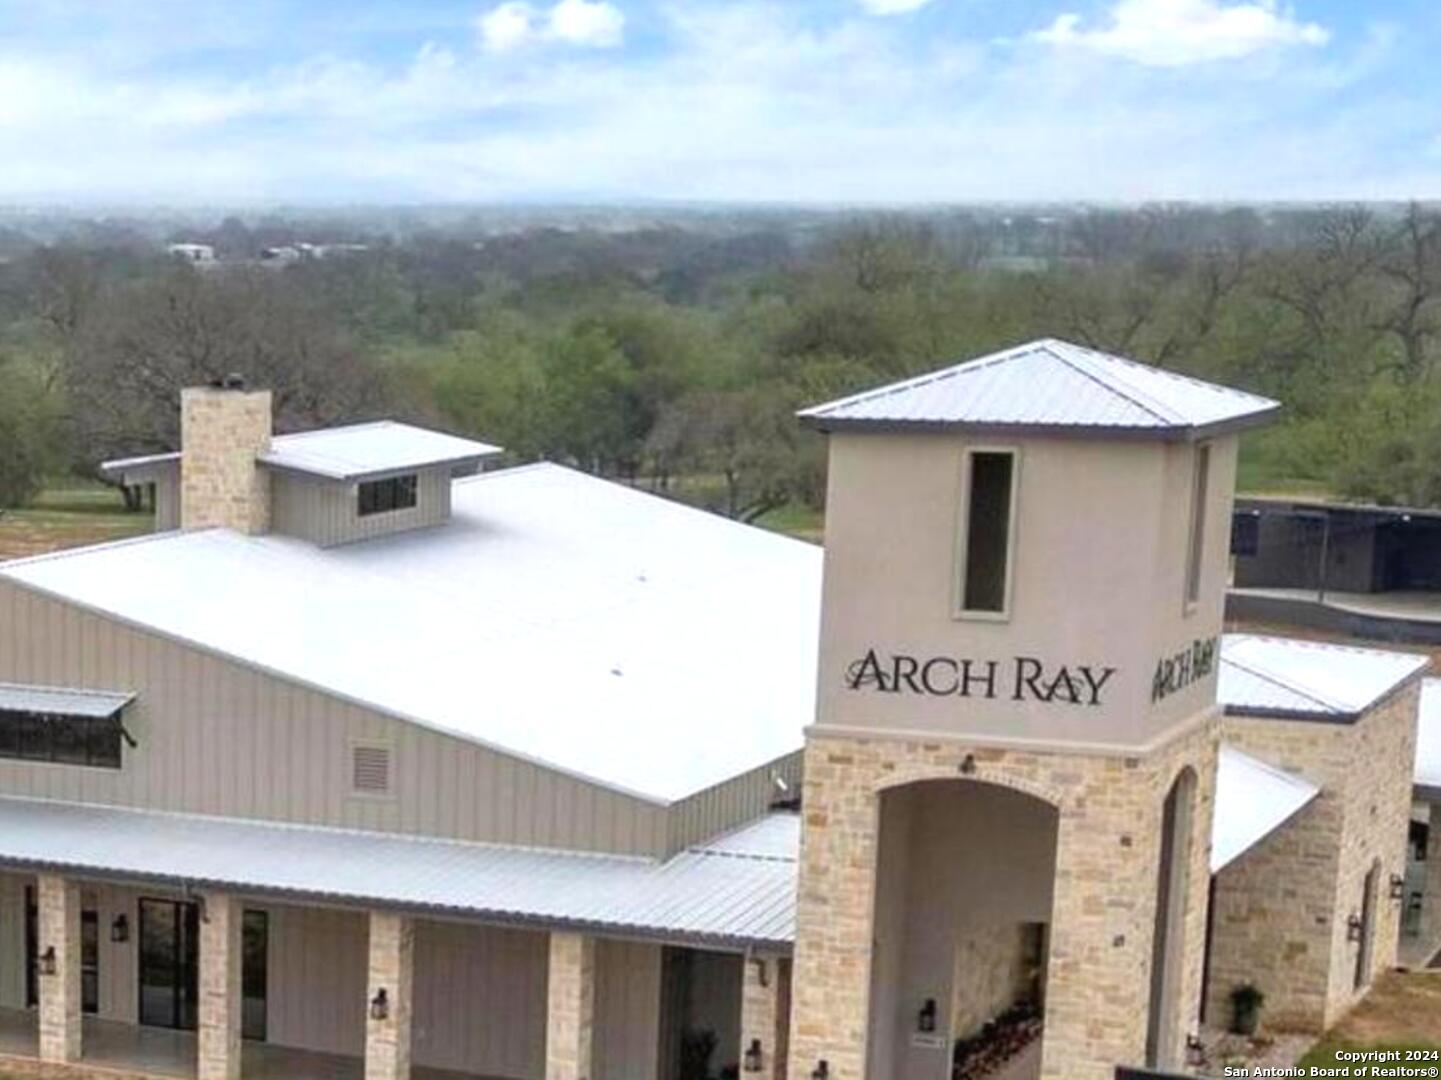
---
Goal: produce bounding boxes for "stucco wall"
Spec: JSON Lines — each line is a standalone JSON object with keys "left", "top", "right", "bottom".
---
{"left": 815, "top": 431, "right": 1237, "bottom": 753}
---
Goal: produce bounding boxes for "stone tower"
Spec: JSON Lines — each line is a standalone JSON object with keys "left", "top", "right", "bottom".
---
{"left": 786, "top": 339, "right": 1278, "bottom": 1080}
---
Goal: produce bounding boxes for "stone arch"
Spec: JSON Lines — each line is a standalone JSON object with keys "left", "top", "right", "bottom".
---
{"left": 867, "top": 772, "right": 1060, "bottom": 1080}
{"left": 870, "top": 754, "right": 1066, "bottom": 810}
{"left": 1147, "top": 765, "right": 1198, "bottom": 1069}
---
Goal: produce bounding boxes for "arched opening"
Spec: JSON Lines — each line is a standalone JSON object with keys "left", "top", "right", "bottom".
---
{"left": 1146, "top": 767, "right": 1197, "bottom": 1069}
{"left": 1355, "top": 859, "right": 1381, "bottom": 991}
{"left": 867, "top": 778, "right": 1059, "bottom": 1080}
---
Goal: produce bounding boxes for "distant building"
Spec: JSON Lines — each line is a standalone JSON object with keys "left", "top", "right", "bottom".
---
{"left": 165, "top": 243, "right": 215, "bottom": 265}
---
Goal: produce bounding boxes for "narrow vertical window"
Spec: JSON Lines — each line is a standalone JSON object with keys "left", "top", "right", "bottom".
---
{"left": 1185, "top": 443, "right": 1211, "bottom": 608}
{"left": 960, "top": 450, "right": 1017, "bottom": 616}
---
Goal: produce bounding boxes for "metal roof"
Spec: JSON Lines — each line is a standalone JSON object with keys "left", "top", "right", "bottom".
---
{"left": 0, "top": 682, "right": 135, "bottom": 718}
{"left": 100, "top": 422, "right": 503, "bottom": 484}
{"left": 0, "top": 798, "right": 797, "bottom": 950}
{"left": 1211, "top": 744, "right": 1320, "bottom": 873}
{"left": 1, "top": 464, "right": 821, "bottom": 804}
{"left": 1418, "top": 679, "right": 1441, "bottom": 796}
{"left": 1217, "top": 634, "right": 1427, "bottom": 721}
{"left": 797, "top": 338, "right": 1279, "bottom": 439}
{"left": 256, "top": 421, "right": 502, "bottom": 481}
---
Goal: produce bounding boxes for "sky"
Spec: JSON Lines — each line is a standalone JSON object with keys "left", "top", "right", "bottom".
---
{"left": 0, "top": 0, "right": 1438, "bottom": 205}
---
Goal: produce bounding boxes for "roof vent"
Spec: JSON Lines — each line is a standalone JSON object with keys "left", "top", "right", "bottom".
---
{"left": 352, "top": 744, "right": 392, "bottom": 795}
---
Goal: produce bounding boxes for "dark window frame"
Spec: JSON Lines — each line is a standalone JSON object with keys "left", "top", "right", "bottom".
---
{"left": 357, "top": 474, "right": 419, "bottom": 517}
{"left": 0, "top": 708, "right": 124, "bottom": 770}
{"left": 1184, "top": 443, "right": 1211, "bottom": 610}
{"left": 956, "top": 447, "right": 1020, "bottom": 619}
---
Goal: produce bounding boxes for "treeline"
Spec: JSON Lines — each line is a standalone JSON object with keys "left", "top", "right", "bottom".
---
{"left": 1, "top": 203, "right": 1439, "bottom": 517}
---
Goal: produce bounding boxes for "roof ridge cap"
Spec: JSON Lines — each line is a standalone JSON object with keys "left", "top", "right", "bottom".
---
{"left": 1048, "top": 342, "right": 1187, "bottom": 425}
{"left": 1220, "top": 650, "right": 1350, "bottom": 712}
{"left": 798, "top": 340, "right": 1050, "bottom": 417}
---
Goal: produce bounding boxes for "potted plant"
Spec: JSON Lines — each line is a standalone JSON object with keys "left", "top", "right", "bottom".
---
{"left": 1230, "top": 983, "right": 1265, "bottom": 1036}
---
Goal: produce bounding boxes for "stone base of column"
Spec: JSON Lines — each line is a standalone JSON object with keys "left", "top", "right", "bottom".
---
{"left": 740, "top": 954, "right": 791, "bottom": 1080}
{"left": 546, "top": 932, "right": 596, "bottom": 1080}
{"left": 366, "top": 912, "right": 414, "bottom": 1080}
{"left": 198, "top": 892, "right": 243, "bottom": 1080}
{"left": 37, "top": 874, "right": 81, "bottom": 1064}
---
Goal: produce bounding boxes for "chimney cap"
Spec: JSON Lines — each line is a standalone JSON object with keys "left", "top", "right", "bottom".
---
{"left": 209, "top": 372, "right": 247, "bottom": 391}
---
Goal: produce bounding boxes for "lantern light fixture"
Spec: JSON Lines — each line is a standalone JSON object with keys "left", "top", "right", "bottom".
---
{"left": 370, "top": 988, "right": 389, "bottom": 1022}
{"left": 811, "top": 1061, "right": 830, "bottom": 1080}
{"left": 743, "top": 1038, "right": 764, "bottom": 1073}
{"left": 1346, "top": 914, "right": 1364, "bottom": 943}
{"left": 39, "top": 946, "right": 57, "bottom": 976}
{"left": 917, "top": 998, "right": 937, "bottom": 1033}
{"left": 111, "top": 914, "right": 130, "bottom": 943}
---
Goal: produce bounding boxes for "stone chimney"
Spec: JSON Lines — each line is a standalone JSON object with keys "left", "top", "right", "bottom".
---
{"left": 180, "top": 377, "right": 273, "bottom": 534}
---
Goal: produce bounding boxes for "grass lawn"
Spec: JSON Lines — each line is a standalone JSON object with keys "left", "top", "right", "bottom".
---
{"left": 0, "top": 481, "right": 153, "bottom": 560}
{"left": 1297, "top": 972, "right": 1441, "bottom": 1068}
{"left": 754, "top": 501, "right": 824, "bottom": 543}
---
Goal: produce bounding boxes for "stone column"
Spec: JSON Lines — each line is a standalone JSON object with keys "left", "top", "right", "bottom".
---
{"left": 785, "top": 744, "right": 880, "bottom": 1080}
{"left": 366, "top": 912, "right": 414, "bottom": 1080}
{"left": 546, "top": 931, "right": 596, "bottom": 1080}
{"left": 741, "top": 954, "right": 789, "bottom": 1080}
{"left": 198, "top": 892, "right": 243, "bottom": 1080}
{"left": 37, "top": 873, "right": 81, "bottom": 1063}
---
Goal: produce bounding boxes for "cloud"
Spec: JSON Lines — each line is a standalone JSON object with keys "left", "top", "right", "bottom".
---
{"left": 1032, "top": 0, "right": 1330, "bottom": 67}
{"left": 0, "top": 0, "right": 1424, "bottom": 206}
{"left": 477, "top": 0, "right": 624, "bottom": 52}
{"left": 856, "top": 0, "right": 936, "bottom": 14}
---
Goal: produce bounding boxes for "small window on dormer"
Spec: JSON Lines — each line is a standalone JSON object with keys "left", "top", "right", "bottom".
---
{"left": 358, "top": 474, "right": 418, "bottom": 517}
{"left": 957, "top": 448, "right": 1019, "bottom": 619}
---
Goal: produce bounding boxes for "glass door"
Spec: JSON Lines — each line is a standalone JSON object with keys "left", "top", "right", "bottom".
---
{"left": 139, "top": 898, "right": 199, "bottom": 1030}
{"left": 242, "top": 910, "right": 268, "bottom": 1041}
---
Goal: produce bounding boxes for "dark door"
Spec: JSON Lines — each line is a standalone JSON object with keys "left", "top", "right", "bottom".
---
{"left": 242, "top": 909, "right": 268, "bottom": 1042}
{"left": 25, "top": 887, "right": 99, "bottom": 1014}
{"left": 139, "top": 898, "right": 199, "bottom": 1030}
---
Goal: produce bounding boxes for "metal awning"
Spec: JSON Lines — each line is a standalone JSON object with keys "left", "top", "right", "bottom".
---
{"left": 0, "top": 798, "right": 796, "bottom": 951}
{"left": 0, "top": 683, "right": 135, "bottom": 719}
{"left": 1211, "top": 744, "right": 1321, "bottom": 873}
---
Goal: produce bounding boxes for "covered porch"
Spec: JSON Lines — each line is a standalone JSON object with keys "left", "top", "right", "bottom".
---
{"left": 0, "top": 797, "right": 799, "bottom": 1080}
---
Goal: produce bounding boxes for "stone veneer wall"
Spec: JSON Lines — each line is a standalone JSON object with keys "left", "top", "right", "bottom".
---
{"left": 180, "top": 387, "right": 272, "bottom": 534}
{"left": 1211, "top": 680, "right": 1420, "bottom": 1033}
{"left": 786, "top": 718, "right": 1218, "bottom": 1080}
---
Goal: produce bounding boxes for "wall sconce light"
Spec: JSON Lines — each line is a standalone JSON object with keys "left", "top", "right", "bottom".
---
{"left": 39, "top": 946, "right": 57, "bottom": 976}
{"left": 1346, "top": 914, "right": 1364, "bottom": 943}
{"left": 959, "top": 754, "right": 976, "bottom": 775}
{"left": 917, "top": 998, "right": 937, "bottom": 1033}
{"left": 750, "top": 955, "right": 770, "bottom": 989}
{"left": 1186, "top": 1034, "right": 1205, "bottom": 1067}
{"left": 111, "top": 914, "right": 130, "bottom": 943}
{"left": 811, "top": 1061, "right": 830, "bottom": 1080}
{"left": 743, "top": 1039, "right": 764, "bottom": 1073}
{"left": 1390, "top": 874, "right": 1406, "bottom": 901}
{"left": 369, "top": 988, "right": 389, "bottom": 1022}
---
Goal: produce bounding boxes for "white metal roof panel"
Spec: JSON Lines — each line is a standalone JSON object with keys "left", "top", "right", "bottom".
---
{"left": 1211, "top": 744, "right": 1321, "bottom": 872}
{"left": 1418, "top": 679, "right": 1441, "bottom": 793}
{"left": 0, "top": 797, "right": 796, "bottom": 948}
{"left": 798, "top": 338, "right": 1279, "bottom": 436}
{"left": 0, "top": 682, "right": 135, "bottom": 718}
{"left": 1218, "top": 635, "right": 1427, "bottom": 719}
{"left": 257, "top": 421, "right": 501, "bottom": 480}
{"left": 0, "top": 464, "right": 821, "bottom": 804}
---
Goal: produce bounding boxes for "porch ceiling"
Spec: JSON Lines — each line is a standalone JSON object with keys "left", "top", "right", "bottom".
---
{"left": 0, "top": 797, "right": 797, "bottom": 951}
